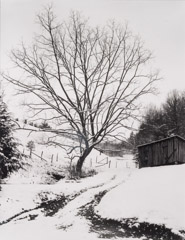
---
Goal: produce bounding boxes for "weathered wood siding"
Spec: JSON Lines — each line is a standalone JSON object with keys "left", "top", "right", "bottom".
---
{"left": 138, "top": 136, "right": 185, "bottom": 168}
{"left": 177, "top": 138, "right": 185, "bottom": 163}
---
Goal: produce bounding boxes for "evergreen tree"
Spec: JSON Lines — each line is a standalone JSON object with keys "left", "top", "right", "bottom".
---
{"left": 0, "top": 97, "right": 20, "bottom": 178}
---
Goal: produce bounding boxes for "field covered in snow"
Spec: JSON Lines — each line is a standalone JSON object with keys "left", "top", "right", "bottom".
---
{"left": 0, "top": 125, "right": 185, "bottom": 239}
{"left": 96, "top": 164, "right": 185, "bottom": 233}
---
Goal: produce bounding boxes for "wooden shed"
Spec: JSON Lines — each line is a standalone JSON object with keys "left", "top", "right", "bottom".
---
{"left": 137, "top": 135, "right": 185, "bottom": 168}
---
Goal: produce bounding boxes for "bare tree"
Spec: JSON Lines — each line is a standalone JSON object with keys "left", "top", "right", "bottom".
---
{"left": 2, "top": 7, "right": 159, "bottom": 175}
{"left": 163, "top": 90, "right": 185, "bottom": 136}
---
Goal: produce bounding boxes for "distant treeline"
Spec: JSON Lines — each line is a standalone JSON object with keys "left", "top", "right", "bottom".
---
{"left": 129, "top": 90, "right": 185, "bottom": 147}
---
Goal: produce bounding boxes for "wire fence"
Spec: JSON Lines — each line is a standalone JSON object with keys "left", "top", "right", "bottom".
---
{"left": 22, "top": 148, "right": 138, "bottom": 169}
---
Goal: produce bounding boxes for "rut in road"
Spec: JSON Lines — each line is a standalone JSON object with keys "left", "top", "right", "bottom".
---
{"left": 0, "top": 174, "right": 117, "bottom": 226}
{"left": 56, "top": 173, "right": 131, "bottom": 230}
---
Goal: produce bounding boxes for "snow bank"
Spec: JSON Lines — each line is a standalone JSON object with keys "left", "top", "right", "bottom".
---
{"left": 95, "top": 164, "right": 185, "bottom": 231}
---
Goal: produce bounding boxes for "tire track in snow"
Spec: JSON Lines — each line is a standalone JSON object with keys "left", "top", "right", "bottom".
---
{"left": 0, "top": 173, "right": 117, "bottom": 226}
{"left": 55, "top": 171, "right": 131, "bottom": 230}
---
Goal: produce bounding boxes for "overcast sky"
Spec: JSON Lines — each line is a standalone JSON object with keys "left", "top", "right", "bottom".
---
{"left": 1, "top": 0, "right": 185, "bottom": 117}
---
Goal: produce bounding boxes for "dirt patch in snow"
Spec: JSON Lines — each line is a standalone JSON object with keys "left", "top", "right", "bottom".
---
{"left": 0, "top": 193, "right": 73, "bottom": 225}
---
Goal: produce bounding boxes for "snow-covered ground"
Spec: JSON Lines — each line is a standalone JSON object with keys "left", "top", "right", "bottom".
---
{"left": 1, "top": 164, "right": 185, "bottom": 239}
{"left": 0, "top": 168, "right": 137, "bottom": 240}
{"left": 0, "top": 125, "right": 138, "bottom": 239}
{"left": 1, "top": 124, "right": 185, "bottom": 239}
{"left": 96, "top": 164, "right": 185, "bottom": 233}
{"left": 0, "top": 169, "right": 130, "bottom": 223}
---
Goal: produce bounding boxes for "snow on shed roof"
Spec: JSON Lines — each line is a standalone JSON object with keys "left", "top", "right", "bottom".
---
{"left": 137, "top": 135, "right": 185, "bottom": 148}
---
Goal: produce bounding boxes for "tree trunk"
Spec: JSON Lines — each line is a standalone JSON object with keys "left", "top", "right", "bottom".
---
{"left": 76, "top": 148, "right": 93, "bottom": 177}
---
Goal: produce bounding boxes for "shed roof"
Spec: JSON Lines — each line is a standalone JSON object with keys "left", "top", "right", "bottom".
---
{"left": 137, "top": 135, "right": 185, "bottom": 148}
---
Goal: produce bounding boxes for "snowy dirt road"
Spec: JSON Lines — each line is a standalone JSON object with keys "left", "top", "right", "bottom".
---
{"left": 0, "top": 169, "right": 134, "bottom": 240}
{"left": 0, "top": 168, "right": 184, "bottom": 240}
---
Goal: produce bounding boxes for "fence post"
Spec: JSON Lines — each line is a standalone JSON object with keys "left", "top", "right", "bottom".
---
{"left": 41, "top": 151, "right": 43, "bottom": 161}
{"left": 51, "top": 154, "right": 53, "bottom": 164}
{"left": 109, "top": 160, "right": 111, "bottom": 168}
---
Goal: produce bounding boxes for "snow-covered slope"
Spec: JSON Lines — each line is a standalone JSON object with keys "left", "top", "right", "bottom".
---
{"left": 95, "top": 164, "right": 185, "bottom": 232}
{"left": 5, "top": 123, "right": 135, "bottom": 184}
